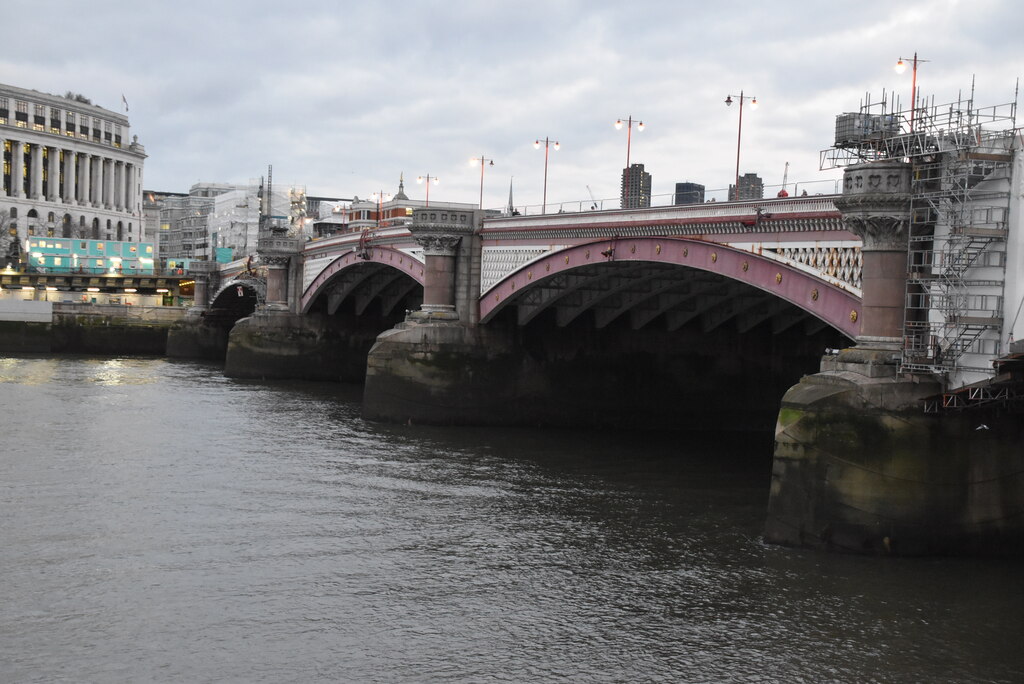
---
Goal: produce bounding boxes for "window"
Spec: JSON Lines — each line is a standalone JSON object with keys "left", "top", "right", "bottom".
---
{"left": 15, "top": 100, "right": 27, "bottom": 127}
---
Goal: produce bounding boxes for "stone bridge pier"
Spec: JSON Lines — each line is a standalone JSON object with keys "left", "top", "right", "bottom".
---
{"left": 765, "top": 161, "right": 1022, "bottom": 557}
{"left": 361, "top": 209, "right": 539, "bottom": 424}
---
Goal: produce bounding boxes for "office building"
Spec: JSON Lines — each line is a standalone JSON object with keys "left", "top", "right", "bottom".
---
{"left": 620, "top": 163, "right": 652, "bottom": 209}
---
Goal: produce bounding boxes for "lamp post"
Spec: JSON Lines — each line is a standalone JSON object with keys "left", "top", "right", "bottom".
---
{"left": 469, "top": 156, "right": 494, "bottom": 209}
{"left": 614, "top": 115, "right": 644, "bottom": 207}
{"left": 416, "top": 174, "right": 439, "bottom": 207}
{"left": 895, "top": 53, "right": 928, "bottom": 132}
{"left": 532, "top": 137, "right": 559, "bottom": 214}
{"left": 724, "top": 92, "right": 757, "bottom": 201}
{"left": 371, "top": 190, "right": 391, "bottom": 228}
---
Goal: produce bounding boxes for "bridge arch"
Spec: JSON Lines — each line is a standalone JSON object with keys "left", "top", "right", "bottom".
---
{"left": 211, "top": 278, "right": 265, "bottom": 308}
{"left": 300, "top": 246, "right": 425, "bottom": 316}
{"left": 479, "top": 237, "right": 861, "bottom": 338}
{"left": 207, "top": 278, "right": 264, "bottom": 324}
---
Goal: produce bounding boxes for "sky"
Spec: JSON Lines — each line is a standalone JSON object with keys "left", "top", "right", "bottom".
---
{"left": 4, "top": 0, "right": 1019, "bottom": 211}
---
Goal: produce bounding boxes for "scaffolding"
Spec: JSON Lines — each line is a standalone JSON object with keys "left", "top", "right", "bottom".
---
{"left": 822, "top": 82, "right": 1018, "bottom": 377}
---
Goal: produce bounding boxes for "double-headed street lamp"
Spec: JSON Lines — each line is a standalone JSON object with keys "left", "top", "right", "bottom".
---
{"left": 895, "top": 52, "right": 928, "bottom": 132}
{"left": 533, "top": 137, "right": 559, "bottom": 214}
{"left": 469, "top": 156, "right": 494, "bottom": 209}
{"left": 371, "top": 190, "right": 391, "bottom": 228}
{"left": 416, "top": 174, "right": 439, "bottom": 207}
{"left": 724, "top": 92, "right": 757, "bottom": 201}
{"left": 614, "top": 115, "right": 644, "bottom": 207}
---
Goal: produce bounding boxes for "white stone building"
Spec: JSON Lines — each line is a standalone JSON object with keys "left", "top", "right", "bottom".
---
{"left": 1, "top": 83, "right": 146, "bottom": 245}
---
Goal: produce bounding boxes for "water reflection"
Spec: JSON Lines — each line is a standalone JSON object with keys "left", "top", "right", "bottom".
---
{"left": 0, "top": 356, "right": 1021, "bottom": 683}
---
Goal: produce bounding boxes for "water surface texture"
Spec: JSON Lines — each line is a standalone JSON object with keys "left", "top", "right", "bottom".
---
{"left": 1, "top": 357, "right": 1021, "bottom": 682}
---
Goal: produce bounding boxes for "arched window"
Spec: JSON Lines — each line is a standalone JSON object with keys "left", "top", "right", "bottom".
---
{"left": 91, "top": 217, "right": 100, "bottom": 240}
{"left": 62, "top": 214, "right": 72, "bottom": 239}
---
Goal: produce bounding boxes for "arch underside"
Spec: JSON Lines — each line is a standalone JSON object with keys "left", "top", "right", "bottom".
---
{"left": 207, "top": 278, "right": 263, "bottom": 324}
{"left": 480, "top": 238, "right": 861, "bottom": 339}
{"left": 212, "top": 277, "right": 265, "bottom": 307}
{"left": 303, "top": 260, "right": 422, "bottom": 317}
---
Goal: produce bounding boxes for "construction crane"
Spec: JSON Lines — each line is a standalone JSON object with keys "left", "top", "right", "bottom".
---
{"left": 586, "top": 185, "right": 600, "bottom": 211}
{"left": 778, "top": 162, "right": 790, "bottom": 197}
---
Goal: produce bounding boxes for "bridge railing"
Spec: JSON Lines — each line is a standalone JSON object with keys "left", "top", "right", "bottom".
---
{"left": 502, "top": 179, "right": 842, "bottom": 217}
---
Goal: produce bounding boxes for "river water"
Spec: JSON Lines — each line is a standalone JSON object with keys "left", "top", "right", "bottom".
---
{"left": 1, "top": 356, "right": 1021, "bottom": 683}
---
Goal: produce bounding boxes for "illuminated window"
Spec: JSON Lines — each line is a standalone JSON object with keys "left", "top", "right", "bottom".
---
{"left": 54, "top": 257, "right": 62, "bottom": 266}
{"left": 95, "top": 259, "right": 103, "bottom": 267}
{"left": 146, "top": 245, "right": 153, "bottom": 253}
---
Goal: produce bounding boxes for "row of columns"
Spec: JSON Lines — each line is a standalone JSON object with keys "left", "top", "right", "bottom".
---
{"left": 3, "top": 138, "right": 138, "bottom": 213}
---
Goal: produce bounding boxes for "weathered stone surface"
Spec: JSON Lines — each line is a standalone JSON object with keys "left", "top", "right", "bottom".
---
{"left": 167, "top": 320, "right": 230, "bottom": 360}
{"left": 224, "top": 311, "right": 377, "bottom": 382}
{"left": 766, "top": 363, "right": 1024, "bottom": 556}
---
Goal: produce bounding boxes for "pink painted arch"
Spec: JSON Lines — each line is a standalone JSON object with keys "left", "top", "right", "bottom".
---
{"left": 478, "top": 237, "right": 862, "bottom": 338}
{"left": 300, "top": 246, "right": 426, "bottom": 314}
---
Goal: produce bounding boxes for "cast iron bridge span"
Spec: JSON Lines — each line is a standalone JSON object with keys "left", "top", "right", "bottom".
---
{"left": 299, "top": 194, "right": 862, "bottom": 338}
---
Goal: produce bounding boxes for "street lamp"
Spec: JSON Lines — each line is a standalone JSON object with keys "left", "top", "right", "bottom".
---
{"left": 895, "top": 52, "right": 928, "bottom": 132}
{"left": 416, "top": 174, "right": 439, "bottom": 207}
{"left": 724, "top": 92, "right": 757, "bottom": 201}
{"left": 614, "top": 115, "right": 644, "bottom": 208}
{"left": 533, "top": 137, "right": 559, "bottom": 214}
{"left": 371, "top": 190, "right": 391, "bottom": 228}
{"left": 469, "top": 156, "right": 494, "bottom": 209}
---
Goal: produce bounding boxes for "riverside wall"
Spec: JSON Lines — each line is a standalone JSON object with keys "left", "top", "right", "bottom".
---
{"left": 0, "top": 301, "right": 185, "bottom": 355}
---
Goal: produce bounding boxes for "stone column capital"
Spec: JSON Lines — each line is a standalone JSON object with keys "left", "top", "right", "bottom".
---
{"left": 414, "top": 232, "right": 463, "bottom": 256}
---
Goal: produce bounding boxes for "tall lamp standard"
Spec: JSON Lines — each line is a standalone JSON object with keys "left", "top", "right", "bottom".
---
{"left": 895, "top": 53, "right": 928, "bottom": 132}
{"left": 416, "top": 174, "right": 439, "bottom": 207}
{"left": 614, "top": 115, "right": 644, "bottom": 207}
{"left": 469, "top": 156, "right": 494, "bottom": 209}
{"left": 724, "top": 92, "right": 757, "bottom": 201}
{"left": 533, "top": 137, "right": 559, "bottom": 214}
{"left": 371, "top": 190, "right": 391, "bottom": 228}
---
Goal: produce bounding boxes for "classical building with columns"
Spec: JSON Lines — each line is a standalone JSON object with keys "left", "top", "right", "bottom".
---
{"left": 1, "top": 83, "right": 146, "bottom": 246}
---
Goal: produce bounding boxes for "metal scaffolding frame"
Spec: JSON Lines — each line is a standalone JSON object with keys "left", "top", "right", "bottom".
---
{"left": 822, "top": 82, "right": 1018, "bottom": 377}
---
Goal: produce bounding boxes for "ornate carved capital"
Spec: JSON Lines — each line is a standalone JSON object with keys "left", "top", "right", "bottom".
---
{"left": 260, "top": 254, "right": 292, "bottom": 267}
{"left": 414, "top": 233, "right": 462, "bottom": 257}
{"left": 839, "top": 213, "right": 909, "bottom": 251}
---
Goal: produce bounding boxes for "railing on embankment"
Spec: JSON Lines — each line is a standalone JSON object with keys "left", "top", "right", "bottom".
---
{"left": 51, "top": 303, "right": 187, "bottom": 326}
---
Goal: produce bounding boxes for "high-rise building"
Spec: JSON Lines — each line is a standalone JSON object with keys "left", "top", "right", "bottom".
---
{"left": 728, "top": 173, "right": 763, "bottom": 201}
{"left": 620, "top": 163, "right": 651, "bottom": 208}
{"left": 674, "top": 182, "right": 705, "bottom": 205}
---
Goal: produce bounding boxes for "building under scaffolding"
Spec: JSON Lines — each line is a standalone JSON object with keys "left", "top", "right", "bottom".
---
{"left": 822, "top": 81, "right": 1021, "bottom": 391}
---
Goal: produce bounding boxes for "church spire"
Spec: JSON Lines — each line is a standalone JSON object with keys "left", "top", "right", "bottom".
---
{"left": 394, "top": 172, "right": 409, "bottom": 200}
{"left": 506, "top": 176, "right": 516, "bottom": 216}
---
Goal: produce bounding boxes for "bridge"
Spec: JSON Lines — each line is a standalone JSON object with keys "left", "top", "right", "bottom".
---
{"left": 170, "top": 92, "right": 1023, "bottom": 558}
{"left": 295, "top": 194, "right": 862, "bottom": 340}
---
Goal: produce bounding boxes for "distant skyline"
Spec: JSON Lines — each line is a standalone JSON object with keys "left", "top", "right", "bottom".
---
{"left": 4, "top": 0, "right": 1019, "bottom": 210}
